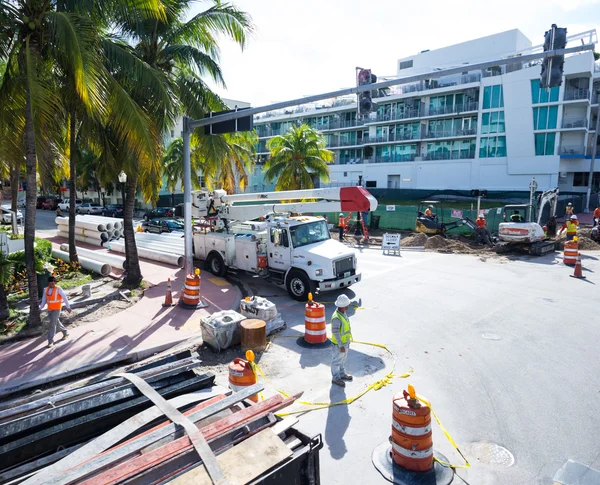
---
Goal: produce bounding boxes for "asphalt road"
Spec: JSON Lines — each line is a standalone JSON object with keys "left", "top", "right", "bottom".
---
{"left": 228, "top": 246, "right": 600, "bottom": 485}
{"left": 30, "top": 209, "right": 144, "bottom": 236}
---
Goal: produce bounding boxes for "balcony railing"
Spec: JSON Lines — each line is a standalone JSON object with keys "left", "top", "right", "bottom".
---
{"left": 424, "top": 149, "right": 476, "bottom": 161}
{"left": 426, "top": 101, "right": 479, "bottom": 116}
{"left": 326, "top": 118, "right": 365, "bottom": 130}
{"left": 424, "top": 128, "right": 477, "bottom": 139}
{"left": 389, "top": 72, "right": 481, "bottom": 96}
{"left": 256, "top": 127, "right": 283, "bottom": 138}
{"left": 564, "top": 89, "right": 590, "bottom": 101}
{"left": 558, "top": 145, "right": 587, "bottom": 156}
{"left": 561, "top": 118, "right": 588, "bottom": 129}
{"left": 327, "top": 138, "right": 360, "bottom": 148}
{"left": 373, "top": 155, "right": 417, "bottom": 163}
{"left": 375, "top": 107, "right": 423, "bottom": 123}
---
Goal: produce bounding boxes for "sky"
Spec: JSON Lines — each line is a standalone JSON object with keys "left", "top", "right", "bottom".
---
{"left": 191, "top": 0, "right": 600, "bottom": 107}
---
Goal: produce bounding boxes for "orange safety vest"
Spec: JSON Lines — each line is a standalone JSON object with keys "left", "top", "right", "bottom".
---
{"left": 476, "top": 218, "right": 486, "bottom": 229}
{"left": 424, "top": 209, "right": 432, "bottom": 217}
{"left": 565, "top": 206, "right": 574, "bottom": 216}
{"left": 46, "top": 287, "right": 63, "bottom": 311}
{"left": 594, "top": 208, "right": 600, "bottom": 219}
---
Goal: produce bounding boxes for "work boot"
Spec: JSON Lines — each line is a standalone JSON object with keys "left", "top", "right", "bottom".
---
{"left": 47, "top": 342, "right": 54, "bottom": 349}
{"left": 332, "top": 379, "right": 346, "bottom": 388}
{"left": 341, "top": 374, "right": 353, "bottom": 381}
{"left": 62, "top": 331, "right": 69, "bottom": 340}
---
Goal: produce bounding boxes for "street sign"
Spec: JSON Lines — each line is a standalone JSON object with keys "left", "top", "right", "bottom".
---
{"left": 386, "top": 205, "right": 396, "bottom": 212}
{"left": 204, "top": 108, "right": 253, "bottom": 135}
{"left": 451, "top": 210, "right": 463, "bottom": 218}
{"left": 382, "top": 233, "right": 401, "bottom": 256}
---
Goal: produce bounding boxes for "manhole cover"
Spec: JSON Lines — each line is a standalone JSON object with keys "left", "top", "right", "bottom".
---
{"left": 463, "top": 441, "right": 514, "bottom": 467}
{"left": 482, "top": 333, "right": 501, "bottom": 340}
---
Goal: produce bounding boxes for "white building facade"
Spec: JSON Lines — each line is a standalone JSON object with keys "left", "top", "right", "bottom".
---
{"left": 253, "top": 29, "right": 600, "bottom": 195}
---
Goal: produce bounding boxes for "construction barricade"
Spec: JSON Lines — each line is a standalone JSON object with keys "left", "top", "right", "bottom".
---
{"left": 304, "top": 294, "right": 327, "bottom": 344}
{"left": 563, "top": 240, "right": 578, "bottom": 266}
{"left": 228, "top": 354, "right": 259, "bottom": 403}
{"left": 179, "top": 268, "right": 207, "bottom": 309}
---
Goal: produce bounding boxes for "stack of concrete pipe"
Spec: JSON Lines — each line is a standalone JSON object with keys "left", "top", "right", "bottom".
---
{"left": 59, "top": 244, "right": 126, "bottom": 271}
{"left": 51, "top": 248, "right": 111, "bottom": 277}
{"left": 107, "top": 231, "right": 185, "bottom": 268}
{"left": 56, "top": 216, "right": 124, "bottom": 246}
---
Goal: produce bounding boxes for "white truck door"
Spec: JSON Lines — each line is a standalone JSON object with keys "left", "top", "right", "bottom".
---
{"left": 268, "top": 227, "right": 292, "bottom": 271}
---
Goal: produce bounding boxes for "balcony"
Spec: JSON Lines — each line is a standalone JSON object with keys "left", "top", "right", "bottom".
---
{"left": 558, "top": 145, "right": 587, "bottom": 157}
{"left": 425, "top": 101, "right": 479, "bottom": 117}
{"left": 256, "top": 142, "right": 269, "bottom": 153}
{"left": 373, "top": 155, "right": 417, "bottom": 163}
{"left": 561, "top": 118, "right": 588, "bottom": 129}
{"left": 256, "top": 127, "right": 283, "bottom": 138}
{"left": 375, "top": 107, "right": 423, "bottom": 123}
{"left": 424, "top": 128, "right": 477, "bottom": 139}
{"left": 327, "top": 137, "right": 360, "bottom": 148}
{"left": 327, "top": 119, "right": 365, "bottom": 130}
{"left": 563, "top": 89, "right": 590, "bottom": 102}
{"left": 389, "top": 72, "right": 482, "bottom": 96}
{"left": 363, "top": 131, "right": 422, "bottom": 145}
{"left": 424, "top": 149, "right": 476, "bottom": 161}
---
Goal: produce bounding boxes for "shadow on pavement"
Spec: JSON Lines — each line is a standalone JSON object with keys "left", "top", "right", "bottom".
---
{"left": 324, "top": 385, "right": 351, "bottom": 460}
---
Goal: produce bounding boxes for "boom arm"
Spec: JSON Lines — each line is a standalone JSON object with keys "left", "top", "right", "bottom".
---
{"left": 536, "top": 188, "right": 559, "bottom": 225}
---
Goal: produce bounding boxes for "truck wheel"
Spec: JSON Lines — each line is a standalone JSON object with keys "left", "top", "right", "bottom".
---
{"left": 206, "top": 252, "right": 227, "bottom": 277}
{"left": 286, "top": 270, "right": 315, "bottom": 302}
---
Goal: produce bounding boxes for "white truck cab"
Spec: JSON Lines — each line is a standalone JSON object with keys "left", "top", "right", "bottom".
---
{"left": 191, "top": 187, "right": 376, "bottom": 300}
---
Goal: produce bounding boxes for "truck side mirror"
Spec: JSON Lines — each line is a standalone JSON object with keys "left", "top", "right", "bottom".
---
{"left": 282, "top": 231, "right": 290, "bottom": 248}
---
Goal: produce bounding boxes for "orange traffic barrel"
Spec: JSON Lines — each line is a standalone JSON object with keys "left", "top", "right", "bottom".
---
{"left": 179, "top": 269, "right": 206, "bottom": 309}
{"left": 228, "top": 358, "right": 258, "bottom": 402}
{"left": 563, "top": 240, "right": 578, "bottom": 266}
{"left": 304, "top": 296, "right": 327, "bottom": 344}
{"left": 391, "top": 388, "right": 434, "bottom": 472}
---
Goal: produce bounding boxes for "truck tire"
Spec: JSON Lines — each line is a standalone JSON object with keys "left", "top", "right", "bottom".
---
{"left": 286, "top": 270, "right": 315, "bottom": 302}
{"left": 206, "top": 252, "right": 227, "bottom": 277}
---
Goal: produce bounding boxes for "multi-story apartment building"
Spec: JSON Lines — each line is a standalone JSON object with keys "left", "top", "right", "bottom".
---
{"left": 253, "top": 29, "right": 600, "bottom": 194}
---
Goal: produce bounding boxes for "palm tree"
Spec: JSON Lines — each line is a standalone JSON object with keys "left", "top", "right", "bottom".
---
{"left": 264, "top": 124, "right": 334, "bottom": 191}
{"left": 0, "top": 253, "right": 15, "bottom": 321}
{"left": 0, "top": 0, "right": 165, "bottom": 324}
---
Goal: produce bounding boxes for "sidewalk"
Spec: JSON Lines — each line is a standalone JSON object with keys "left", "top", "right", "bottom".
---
{"left": 0, "top": 264, "right": 242, "bottom": 398}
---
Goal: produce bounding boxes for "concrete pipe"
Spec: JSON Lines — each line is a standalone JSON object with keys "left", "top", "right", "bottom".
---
{"left": 136, "top": 232, "right": 184, "bottom": 242}
{"left": 57, "top": 230, "right": 104, "bottom": 247}
{"left": 51, "top": 249, "right": 111, "bottom": 276}
{"left": 56, "top": 217, "right": 107, "bottom": 233}
{"left": 57, "top": 226, "right": 108, "bottom": 241}
{"left": 134, "top": 241, "right": 184, "bottom": 255}
{"left": 78, "top": 215, "right": 115, "bottom": 231}
{"left": 59, "top": 244, "right": 126, "bottom": 270}
{"left": 108, "top": 241, "right": 184, "bottom": 268}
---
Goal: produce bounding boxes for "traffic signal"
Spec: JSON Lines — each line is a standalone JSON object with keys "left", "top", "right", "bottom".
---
{"left": 471, "top": 190, "right": 479, "bottom": 197}
{"left": 540, "top": 25, "right": 567, "bottom": 88}
{"left": 481, "top": 190, "right": 488, "bottom": 198}
{"left": 471, "top": 189, "right": 487, "bottom": 197}
{"left": 357, "top": 68, "right": 374, "bottom": 115}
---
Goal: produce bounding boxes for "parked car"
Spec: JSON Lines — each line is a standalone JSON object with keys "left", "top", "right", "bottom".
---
{"left": 36, "top": 196, "right": 47, "bottom": 209}
{"left": 58, "top": 199, "right": 83, "bottom": 211}
{"left": 42, "top": 198, "right": 61, "bottom": 210}
{"left": 102, "top": 204, "right": 124, "bottom": 218}
{"left": 76, "top": 202, "right": 104, "bottom": 215}
{"left": 17, "top": 198, "right": 26, "bottom": 208}
{"left": 144, "top": 218, "right": 184, "bottom": 234}
{"left": 143, "top": 207, "right": 174, "bottom": 221}
{"left": 1, "top": 208, "right": 24, "bottom": 224}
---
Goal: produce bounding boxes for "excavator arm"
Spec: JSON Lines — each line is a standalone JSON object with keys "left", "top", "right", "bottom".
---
{"left": 442, "top": 217, "right": 478, "bottom": 232}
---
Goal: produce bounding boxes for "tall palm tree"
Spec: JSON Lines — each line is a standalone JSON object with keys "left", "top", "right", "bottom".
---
{"left": 0, "top": 0, "right": 165, "bottom": 325}
{"left": 264, "top": 124, "right": 334, "bottom": 191}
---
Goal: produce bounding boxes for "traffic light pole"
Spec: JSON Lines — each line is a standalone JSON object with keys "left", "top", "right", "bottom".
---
{"left": 181, "top": 42, "right": 594, "bottom": 271}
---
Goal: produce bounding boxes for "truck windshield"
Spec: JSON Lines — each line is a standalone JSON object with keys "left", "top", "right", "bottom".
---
{"left": 290, "top": 221, "right": 330, "bottom": 248}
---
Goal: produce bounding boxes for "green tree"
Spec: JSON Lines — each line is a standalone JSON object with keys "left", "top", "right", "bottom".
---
{"left": 0, "top": 252, "right": 16, "bottom": 321}
{"left": 264, "top": 124, "right": 334, "bottom": 191}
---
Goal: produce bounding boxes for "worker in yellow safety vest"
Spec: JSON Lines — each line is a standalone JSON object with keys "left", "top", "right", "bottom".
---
{"left": 330, "top": 294, "right": 353, "bottom": 387}
{"left": 39, "top": 276, "right": 72, "bottom": 348}
{"left": 559, "top": 215, "right": 579, "bottom": 241}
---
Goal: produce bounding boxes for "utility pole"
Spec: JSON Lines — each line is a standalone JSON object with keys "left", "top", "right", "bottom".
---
{"left": 585, "top": 112, "right": 599, "bottom": 213}
{"left": 182, "top": 116, "right": 193, "bottom": 275}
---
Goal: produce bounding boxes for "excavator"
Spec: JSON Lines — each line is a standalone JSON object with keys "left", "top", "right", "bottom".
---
{"left": 415, "top": 201, "right": 479, "bottom": 236}
{"left": 495, "top": 188, "right": 559, "bottom": 256}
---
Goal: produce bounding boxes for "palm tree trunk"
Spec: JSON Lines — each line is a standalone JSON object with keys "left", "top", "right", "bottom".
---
{"left": 10, "top": 166, "right": 19, "bottom": 215}
{"left": 25, "top": 79, "right": 41, "bottom": 327}
{"left": 0, "top": 285, "right": 9, "bottom": 322}
{"left": 68, "top": 112, "right": 78, "bottom": 263}
{"left": 123, "top": 173, "right": 142, "bottom": 285}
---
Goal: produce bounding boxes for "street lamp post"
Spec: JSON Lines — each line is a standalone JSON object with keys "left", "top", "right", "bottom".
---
{"left": 171, "top": 175, "right": 175, "bottom": 208}
{"left": 118, "top": 170, "right": 128, "bottom": 275}
{"left": 118, "top": 171, "right": 127, "bottom": 207}
{"left": 529, "top": 177, "right": 538, "bottom": 222}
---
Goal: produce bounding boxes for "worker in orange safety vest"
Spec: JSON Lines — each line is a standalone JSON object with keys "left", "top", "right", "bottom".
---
{"left": 565, "top": 203, "right": 574, "bottom": 218}
{"left": 559, "top": 215, "right": 579, "bottom": 241}
{"left": 593, "top": 206, "right": 600, "bottom": 227}
{"left": 39, "top": 276, "right": 72, "bottom": 348}
{"left": 424, "top": 205, "right": 434, "bottom": 217}
{"left": 338, "top": 213, "right": 346, "bottom": 241}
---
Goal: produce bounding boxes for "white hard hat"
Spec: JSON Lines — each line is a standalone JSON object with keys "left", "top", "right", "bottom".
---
{"left": 570, "top": 214, "right": 578, "bottom": 220}
{"left": 335, "top": 294, "right": 351, "bottom": 308}
{"left": 339, "top": 213, "right": 344, "bottom": 216}
{"left": 428, "top": 205, "right": 433, "bottom": 209}
{"left": 568, "top": 203, "right": 573, "bottom": 206}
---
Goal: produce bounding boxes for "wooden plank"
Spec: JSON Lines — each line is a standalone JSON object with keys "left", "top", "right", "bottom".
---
{"left": 270, "top": 417, "right": 299, "bottom": 437}
{"left": 169, "top": 429, "right": 292, "bottom": 485}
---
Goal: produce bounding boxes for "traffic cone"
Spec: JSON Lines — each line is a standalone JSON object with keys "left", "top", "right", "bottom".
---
{"left": 570, "top": 255, "right": 586, "bottom": 279}
{"left": 162, "top": 278, "right": 175, "bottom": 306}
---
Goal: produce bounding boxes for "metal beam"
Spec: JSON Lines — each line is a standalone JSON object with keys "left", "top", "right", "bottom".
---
{"left": 188, "top": 44, "right": 594, "bottom": 129}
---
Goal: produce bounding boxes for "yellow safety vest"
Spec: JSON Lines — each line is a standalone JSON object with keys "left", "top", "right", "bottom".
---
{"left": 330, "top": 310, "right": 352, "bottom": 345}
{"left": 46, "top": 287, "right": 63, "bottom": 311}
{"left": 566, "top": 221, "right": 577, "bottom": 234}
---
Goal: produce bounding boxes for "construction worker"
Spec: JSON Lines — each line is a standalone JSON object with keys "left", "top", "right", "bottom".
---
{"left": 39, "top": 276, "right": 72, "bottom": 348}
{"left": 510, "top": 210, "right": 524, "bottom": 222}
{"left": 593, "top": 206, "right": 600, "bottom": 227}
{"left": 330, "top": 294, "right": 353, "bottom": 388}
{"left": 338, "top": 213, "right": 345, "bottom": 242}
{"left": 543, "top": 225, "right": 548, "bottom": 237}
{"left": 475, "top": 215, "right": 493, "bottom": 246}
{"left": 565, "top": 203, "right": 574, "bottom": 219}
{"left": 559, "top": 214, "right": 579, "bottom": 241}
{"left": 424, "top": 205, "right": 434, "bottom": 218}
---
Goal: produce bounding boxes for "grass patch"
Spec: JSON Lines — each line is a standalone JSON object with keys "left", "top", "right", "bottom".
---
{"left": 0, "top": 309, "right": 28, "bottom": 337}
{"left": 6, "top": 272, "right": 93, "bottom": 303}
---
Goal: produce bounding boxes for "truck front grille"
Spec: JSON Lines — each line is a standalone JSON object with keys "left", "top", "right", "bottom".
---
{"left": 334, "top": 257, "right": 354, "bottom": 277}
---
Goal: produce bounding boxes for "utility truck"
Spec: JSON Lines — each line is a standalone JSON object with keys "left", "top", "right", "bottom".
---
{"left": 190, "top": 186, "right": 378, "bottom": 300}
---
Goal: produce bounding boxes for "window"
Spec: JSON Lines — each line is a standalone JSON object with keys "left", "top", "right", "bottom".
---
{"left": 534, "top": 133, "right": 556, "bottom": 156}
{"left": 533, "top": 106, "right": 558, "bottom": 130}
{"left": 530, "top": 79, "right": 559, "bottom": 104}
{"left": 399, "top": 60, "right": 413, "bottom": 70}
{"left": 366, "top": 181, "right": 377, "bottom": 188}
{"left": 481, "top": 111, "right": 505, "bottom": 134}
{"left": 479, "top": 136, "right": 507, "bottom": 158}
{"left": 270, "top": 228, "right": 289, "bottom": 247}
{"left": 483, "top": 85, "right": 504, "bottom": 109}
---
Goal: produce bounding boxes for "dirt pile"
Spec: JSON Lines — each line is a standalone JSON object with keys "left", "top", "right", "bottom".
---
{"left": 401, "top": 233, "right": 428, "bottom": 247}
{"left": 574, "top": 237, "right": 600, "bottom": 250}
{"left": 424, "top": 235, "right": 475, "bottom": 254}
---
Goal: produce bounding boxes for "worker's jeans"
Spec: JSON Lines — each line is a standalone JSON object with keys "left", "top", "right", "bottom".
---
{"left": 47, "top": 310, "right": 68, "bottom": 344}
{"left": 331, "top": 343, "right": 349, "bottom": 380}
{"left": 566, "top": 233, "right": 575, "bottom": 241}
